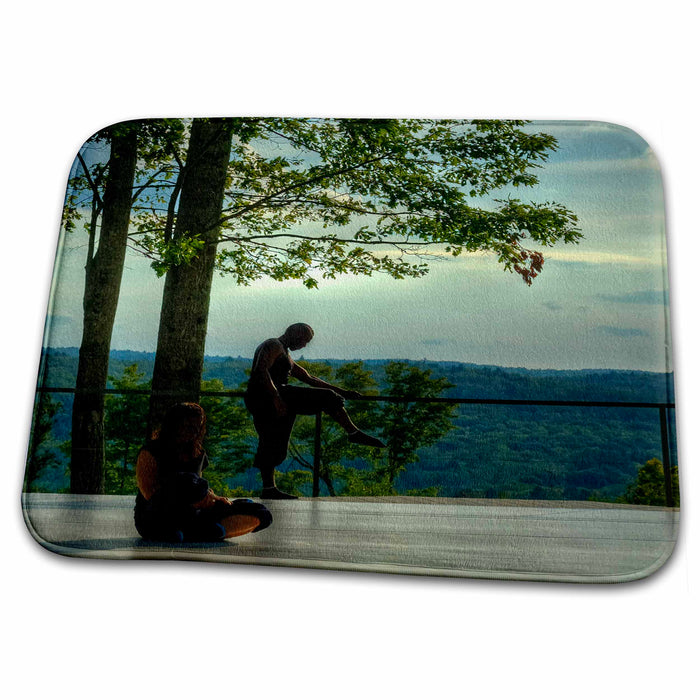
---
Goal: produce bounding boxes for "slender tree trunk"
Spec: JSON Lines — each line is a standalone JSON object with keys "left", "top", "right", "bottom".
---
{"left": 321, "top": 469, "right": 337, "bottom": 497}
{"left": 120, "top": 440, "right": 130, "bottom": 491}
{"left": 148, "top": 119, "right": 234, "bottom": 433}
{"left": 70, "top": 128, "right": 138, "bottom": 494}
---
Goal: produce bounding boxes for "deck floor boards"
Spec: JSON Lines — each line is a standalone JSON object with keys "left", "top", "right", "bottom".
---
{"left": 21, "top": 494, "right": 679, "bottom": 583}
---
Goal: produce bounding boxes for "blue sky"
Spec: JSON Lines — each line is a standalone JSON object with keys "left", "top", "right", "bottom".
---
{"left": 45, "top": 120, "right": 672, "bottom": 371}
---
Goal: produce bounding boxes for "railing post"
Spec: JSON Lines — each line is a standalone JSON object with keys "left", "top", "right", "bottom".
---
{"left": 659, "top": 406, "right": 674, "bottom": 507}
{"left": 312, "top": 412, "right": 322, "bottom": 497}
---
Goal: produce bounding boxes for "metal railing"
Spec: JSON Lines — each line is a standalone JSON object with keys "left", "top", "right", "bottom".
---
{"left": 36, "top": 387, "right": 677, "bottom": 506}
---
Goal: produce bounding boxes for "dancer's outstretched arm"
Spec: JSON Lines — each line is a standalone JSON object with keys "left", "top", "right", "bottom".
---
{"left": 290, "top": 362, "right": 362, "bottom": 398}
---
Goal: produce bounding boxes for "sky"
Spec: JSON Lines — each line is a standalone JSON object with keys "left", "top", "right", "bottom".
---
{"left": 43, "top": 120, "right": 672, "bottom": 372}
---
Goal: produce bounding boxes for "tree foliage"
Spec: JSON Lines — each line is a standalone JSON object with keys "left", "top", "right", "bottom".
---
{"left": 104, "top": 364, "right": 150, "bottom": 494}
{"left": 25, "top": 392, "right": 62, "bottom": 492}
{"left": 619, "top": 458, "right": 680, "bottom": 507}
{"left": 377, "top": 362, "right": 456, "bottom": 487}
{"left": 62, "top": 119, "right": 187, "bottom": 243}
{"left": 199, "top": 378, "right": 256, "bottom": 497}
{"left": 287, "top": 360, "right": 455, "bottom": 496}
{"left": 133, "top": 118, "right": 580, "bottom": 288}
{"left": 100, "top": 367, "right": 259, "bottom": 497}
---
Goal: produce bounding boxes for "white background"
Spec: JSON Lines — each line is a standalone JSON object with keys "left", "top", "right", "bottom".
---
{"left": 2, "top": 2, "right": 697, "bottom": 698}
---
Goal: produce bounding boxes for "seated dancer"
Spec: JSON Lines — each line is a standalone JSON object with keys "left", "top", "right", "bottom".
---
{"left": 134, "top": 402, "right": 272, "bottom": 542}
{"left": 244, "top": 323, "right": 386, "bottom": 500}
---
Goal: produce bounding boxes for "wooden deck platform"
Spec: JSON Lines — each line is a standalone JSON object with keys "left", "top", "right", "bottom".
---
{"left": 21, "top": 494, "right": 679, "bottom": 583}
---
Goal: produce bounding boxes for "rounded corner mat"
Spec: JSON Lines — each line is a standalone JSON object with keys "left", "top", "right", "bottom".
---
{"left": 23, "top": 118, "right": 679, "bottom": 583}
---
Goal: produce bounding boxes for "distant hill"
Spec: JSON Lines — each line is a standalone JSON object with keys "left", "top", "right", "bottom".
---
{"left": 37, "top": 346, "right": 675, "bottom": 403}
{"left": 30, "top": 347, "right": 678, "bottom": 500}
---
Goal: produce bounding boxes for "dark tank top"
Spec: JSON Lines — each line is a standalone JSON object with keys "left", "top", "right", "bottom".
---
{"left": 269, "top": 351, "right": 292, "bottom": 386}
{"left": 247, "top": 341, "right": 292, "bottom": 394}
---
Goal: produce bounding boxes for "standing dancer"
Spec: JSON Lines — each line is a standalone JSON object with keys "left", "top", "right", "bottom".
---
{"left": 245, "top": 323, "right": 385, "bottom": 499}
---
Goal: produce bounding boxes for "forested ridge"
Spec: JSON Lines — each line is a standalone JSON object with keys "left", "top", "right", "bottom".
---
{"left": 30, "top": 347, "right": 677, "bottom": 502}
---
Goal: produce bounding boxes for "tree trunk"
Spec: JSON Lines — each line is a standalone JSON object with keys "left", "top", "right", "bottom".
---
{"left": 70, "top": 127, "right": 138, "bottom": 494}
{"left": 321, "top": 468, "right": 337, "bottom": 497}
{"left": 120, "top": 440, "right": 130, "bottom": 491}
{"left": 148, "top": 119, "right": 233, "bottom": 433}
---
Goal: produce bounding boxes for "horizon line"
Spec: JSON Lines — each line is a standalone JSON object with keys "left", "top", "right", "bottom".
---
{"left": 42, "top": 345, "right": 673, "bottom": 375}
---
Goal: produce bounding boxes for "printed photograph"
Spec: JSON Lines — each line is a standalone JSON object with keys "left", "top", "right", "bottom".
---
{"left": 22, "top": 118, "right": 679, "bottom": 581}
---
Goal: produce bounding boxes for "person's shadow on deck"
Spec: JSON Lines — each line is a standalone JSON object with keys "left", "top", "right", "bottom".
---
{"left": 52, "top": 537, "right": 247, "bottom": 552}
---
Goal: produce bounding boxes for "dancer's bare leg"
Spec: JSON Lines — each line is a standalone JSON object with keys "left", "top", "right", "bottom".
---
{"left": 256, "top": 418, "right": 300, "bottom": 500}
{"left": 256, "top": 404, "right": 384, "bottom": 500}
{"left": 220, "top": 514, "right": 261, "bottom": 537}
{"left": 327, "top": 407, "right": 386, "bottom": 448}
{"left": 256, "top": 451, "right": 300, "bottom": 500}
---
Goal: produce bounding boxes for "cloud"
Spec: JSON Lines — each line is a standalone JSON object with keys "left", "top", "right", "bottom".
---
{"left": 525, "top": 121, "right": 657, "bottom": 166}
{"left": 543, "top": 250, "right": 655, "bottom": 266}
{"left": 597, "top": 290, "right": 668, "bottom": 305}
{"left": 538, "top": 153, "right": 659, "bottom": 176}
{"left": 375, "top": 247, "right": 656, "bottom": 268}
{"left": 597, "top": 326, "right": 650, "bottom": 338}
